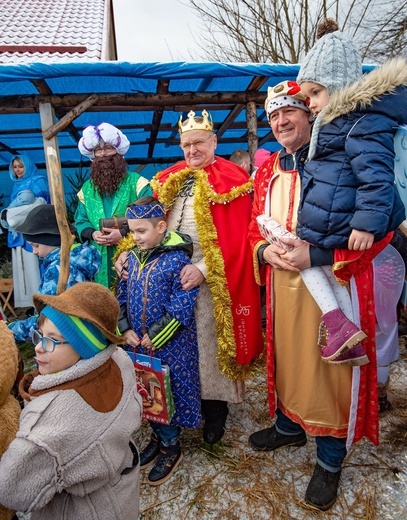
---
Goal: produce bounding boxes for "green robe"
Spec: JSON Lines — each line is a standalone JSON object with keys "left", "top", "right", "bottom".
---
{"left": 75, "top": 172, "right": 152, "bottom": 287}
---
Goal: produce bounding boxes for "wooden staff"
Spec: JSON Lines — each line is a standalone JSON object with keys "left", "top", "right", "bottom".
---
{"left": 46, "top": 146, "right": 74, "bottom": 294}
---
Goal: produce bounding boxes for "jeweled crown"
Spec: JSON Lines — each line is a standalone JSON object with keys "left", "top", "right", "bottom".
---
{"left": 178, "top": 109, "right": 214, "bottom": 134}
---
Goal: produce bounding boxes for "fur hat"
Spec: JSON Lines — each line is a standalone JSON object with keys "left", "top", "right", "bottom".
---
{"left": 33, "top": 282, "right": 126, "bottom": 348}
{"left": 78, "top": 122, "right": 130, "bottom": 159}
{"left": 297, "top": 19, "right": 362, "bottom": 94}
{"left": 264, "top": 81, "right": 310, "bottom": 119}
{"left": 14, "top": 204, "right": 61, "bottom": 246}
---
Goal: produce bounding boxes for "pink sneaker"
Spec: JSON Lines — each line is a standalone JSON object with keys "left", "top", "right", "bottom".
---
{"left": 318, "top": 308, "right": 367, "bottom": 361}
{"left": 328, "top": 342, "right": 369, "bottom": 366}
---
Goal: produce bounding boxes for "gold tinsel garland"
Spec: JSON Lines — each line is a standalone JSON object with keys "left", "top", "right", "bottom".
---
{"left": 113, "top": 234, "right": 136, "bottom": 260}
{"left": 110, "top": 233, "right": 135, "bottom": 293}
{"left": 151, "top": 167, "right": 254, "bottom": 380}
{"left": 150, "top": 167, "right": 253, "bottom": 207}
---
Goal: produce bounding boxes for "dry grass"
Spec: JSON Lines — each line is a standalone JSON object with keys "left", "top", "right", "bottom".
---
{"left": 11, "top": 306, "right": 407, "bottom": 519}
{"left": 135, "top": 340, "right": 407, "bottom": 519}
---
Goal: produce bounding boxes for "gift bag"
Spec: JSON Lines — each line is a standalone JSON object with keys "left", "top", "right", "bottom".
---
{"left": 128, "top": 351, "right": 175, "bottom": 424}
{"left": 256, "top": 214, "right": 297, "bottom": 251}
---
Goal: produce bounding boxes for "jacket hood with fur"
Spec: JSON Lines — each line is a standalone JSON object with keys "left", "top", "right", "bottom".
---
{"left": 321, "top": 57, "right": 407, "bottom": 125}
{"left": 297, "top": 57, "right": 407, "bottom": 249}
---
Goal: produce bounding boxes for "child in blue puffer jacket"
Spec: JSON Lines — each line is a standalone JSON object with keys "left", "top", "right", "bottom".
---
{"left": 289, "top": 19, "right": 406, "bottom": 366}
{"left": 8, "top": 204, "right": 101, "bottom": 343}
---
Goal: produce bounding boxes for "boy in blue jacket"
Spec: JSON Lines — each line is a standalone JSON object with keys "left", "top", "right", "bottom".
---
{"left": 116, "top": 196, "right": 201, "bottom": 486}
{"left": 8, "top": 204, "right": 101, "bottom": 342}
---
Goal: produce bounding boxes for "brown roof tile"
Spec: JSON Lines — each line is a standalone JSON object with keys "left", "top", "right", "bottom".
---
{"left": 0, "top": 0, "right": 110, "bottom": 63}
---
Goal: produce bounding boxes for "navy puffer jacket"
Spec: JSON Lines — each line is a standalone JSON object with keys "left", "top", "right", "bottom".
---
{"left": 297, "top": 58, "right": 407, "bottom": 249}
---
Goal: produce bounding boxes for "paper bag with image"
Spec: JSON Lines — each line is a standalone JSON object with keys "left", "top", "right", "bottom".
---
{"left": 128, "top": 351, "right": 175, "bottom": 425}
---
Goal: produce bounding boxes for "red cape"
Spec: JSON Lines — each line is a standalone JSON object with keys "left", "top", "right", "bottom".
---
{"left": 333, "top": 233, "right": 393, "bottom": 445}
{"left": 153, "top": 157, "right": 263, "bottom": 369}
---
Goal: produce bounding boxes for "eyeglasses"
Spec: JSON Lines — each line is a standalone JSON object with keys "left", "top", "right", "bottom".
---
{"left": 180, "top": 134, "right": 213, "bottom": 151}
{"left": 32, "top": 329, "right": 70, "bottom": 353}
{"left": 94, "top": 146, "right": 117, "bottom": 157}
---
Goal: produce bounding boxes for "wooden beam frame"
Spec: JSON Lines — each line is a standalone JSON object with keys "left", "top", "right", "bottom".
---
{"left": 0, "top": 91, "right": 269, "bottom": 113}
{"left": 246, "top": 101, "right": 258, "bottom": 167}
{"left": 30, "top": 79, "right": 84, "bottom": 144}
{"left": 148, "top": 80, "right": 169, "bottom": 157}
{"left": 42, "top": 94, "right": 99, "bottom": 140}
{"left": 0, "top": 73, "right": 275, "bottom": 176}
{"left": 0, "top": 141, "right": 20, "bottom": 155}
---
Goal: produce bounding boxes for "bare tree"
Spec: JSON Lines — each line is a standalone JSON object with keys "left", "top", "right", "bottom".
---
{"left": 185, "top": 0, "right": 406, "bottom": 63}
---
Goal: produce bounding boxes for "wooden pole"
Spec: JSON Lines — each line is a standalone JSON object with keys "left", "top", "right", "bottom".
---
{"left": 42, "top": 94, "right": 99, "bottom": 140}
{"left": 39, "top": 102, "right": 74, "bottom": 294}
{"left": 47, "top": 146, "right": 74, "bottom": 294}
{"left": 246, "top": 101, "right": 258, "bottom": 172}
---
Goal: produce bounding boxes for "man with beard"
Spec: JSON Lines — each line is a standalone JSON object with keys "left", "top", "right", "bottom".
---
{"left": 75, "top": 123, "right": 152, "bottom": 287}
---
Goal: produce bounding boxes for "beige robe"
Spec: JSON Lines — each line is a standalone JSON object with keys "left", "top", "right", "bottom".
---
{"left": 270, "top": 162, "right": 352, "bottom": 435}
{"left": 167, "top": 194, "right": 244, "bottom": 403}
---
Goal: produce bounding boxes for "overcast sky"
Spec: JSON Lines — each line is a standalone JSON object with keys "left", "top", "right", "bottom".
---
{"left": 113, "top": 0, "right": 202, "bottom": 62}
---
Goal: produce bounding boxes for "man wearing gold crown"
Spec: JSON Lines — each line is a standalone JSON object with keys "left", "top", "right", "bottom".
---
{"left": 148, "top": 109, "right": 263, "bottom": 445}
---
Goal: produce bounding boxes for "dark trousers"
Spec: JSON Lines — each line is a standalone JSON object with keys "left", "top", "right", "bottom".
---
{"left": 275, "top": 408, "right": 346, "bottom": 472}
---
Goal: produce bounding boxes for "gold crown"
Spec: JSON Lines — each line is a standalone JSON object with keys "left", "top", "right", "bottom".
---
{"left": 178, "top": 109, "right": 214, "bottom": 134}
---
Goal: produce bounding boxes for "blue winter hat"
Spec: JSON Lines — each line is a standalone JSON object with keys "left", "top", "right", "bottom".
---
{"left": 41, "top": 306, "right": 108, "bottom": 359}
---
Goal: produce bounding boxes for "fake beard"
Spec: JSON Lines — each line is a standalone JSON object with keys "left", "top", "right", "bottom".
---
{"left": 90, "top": 155, "right": 127, "bottom": 196}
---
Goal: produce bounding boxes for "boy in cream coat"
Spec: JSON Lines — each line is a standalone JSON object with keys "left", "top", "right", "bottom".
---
{"left": 0, "top": 282, "right": 142, "bottom": 520}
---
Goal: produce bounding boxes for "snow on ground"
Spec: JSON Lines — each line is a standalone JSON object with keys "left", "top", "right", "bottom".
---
{"left": 16, "top": 341, "right": 407, "bottom": 520}
{"left": 135, "top": 342, "right": 407, "bottom": 519}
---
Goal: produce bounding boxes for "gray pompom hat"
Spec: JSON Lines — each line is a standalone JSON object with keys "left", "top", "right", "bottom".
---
{"left": 297, "top": 25, "right": 362, "bottom": 94}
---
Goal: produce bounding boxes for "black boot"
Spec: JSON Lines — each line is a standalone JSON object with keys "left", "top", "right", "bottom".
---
{"left": 249, "top": 425, "right": 307, "bottom": 451}
{"left": 147, "top": 441, "right": 183, "bottom": 485}
{"left": 202, "top": 399, "right": 228, "bottom": 445}
{"left": 140, "top": 433, "right": 161, "bottom": 468}
{"left": 305, "top": 463, "right": 341, "bottom": 511}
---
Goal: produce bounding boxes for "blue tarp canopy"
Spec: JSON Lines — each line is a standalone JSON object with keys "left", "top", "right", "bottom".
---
{"left": 0, "top": 60, "right": 373, "bottom": 201}
{"left": 0, "top": 61, "right": 302, "bottom": 172}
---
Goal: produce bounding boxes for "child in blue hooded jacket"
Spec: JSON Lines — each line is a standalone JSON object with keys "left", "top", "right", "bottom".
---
{"left": 8, "top": 204, "right": 101, "bottom": 343}
{"left": 284, "top": 20, "right": 406, "bottom": 368}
